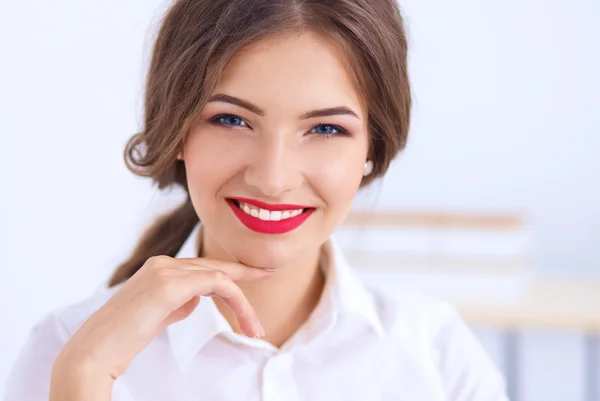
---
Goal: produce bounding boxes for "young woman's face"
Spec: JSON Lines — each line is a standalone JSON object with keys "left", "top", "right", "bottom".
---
{"left": 183, "top": 31, "right": 370, "bottom": 269}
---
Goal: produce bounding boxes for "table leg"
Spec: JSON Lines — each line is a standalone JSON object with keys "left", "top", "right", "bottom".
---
{"left": 504, "top": 331, "right": 519, "bottom": 401}
{"left": 587, "top": 335, "right": 599, "bottom": 401}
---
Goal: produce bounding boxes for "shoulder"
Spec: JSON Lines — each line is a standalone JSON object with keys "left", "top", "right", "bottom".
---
{"left": 19, "top": 282, "right": 124, "bottom": 349}
{"left": 4, "top": 284, "right": 124, "bottom": 401}
{"left": 22, "top": 282, "right": 124, "bottom": 354}
{"left": 50, "top": 283, "right": 124, "bottom": 337}
{"left": 367, "top": 285, "right": 459, "bottom": 341}
{"left": 367, "top": 286, "right": 509, "bottom": 400}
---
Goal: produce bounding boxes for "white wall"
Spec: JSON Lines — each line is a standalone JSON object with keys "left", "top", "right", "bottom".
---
{"left": 1, "top": 0, "right": 598, "bottom": 399}
{"left": 360, "top": 0, "right": 600, "bottom": 275}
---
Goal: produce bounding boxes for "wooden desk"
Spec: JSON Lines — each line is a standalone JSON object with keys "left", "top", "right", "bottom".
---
{"left": 447, "top": 277, "right": 600, "bottom": 401}
{"left": 447, "top": 277, "right": 600, "bottom": 334}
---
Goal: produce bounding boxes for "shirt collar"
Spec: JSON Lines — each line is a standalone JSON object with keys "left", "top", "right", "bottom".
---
{"left": 166, "top": 223, "right": 385, "bottom": 370}
{"left": 319, "top": 239, "right": 385, "bottom": 338}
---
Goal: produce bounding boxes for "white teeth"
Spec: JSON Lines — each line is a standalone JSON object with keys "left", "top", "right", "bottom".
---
{"left": 237, "top": 201, "right": 305, "bottom": 221}
{"left": 258, "top": 209, "right": 270, "bottom": 221}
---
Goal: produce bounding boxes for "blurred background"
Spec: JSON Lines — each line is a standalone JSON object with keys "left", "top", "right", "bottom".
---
{"left": 0, "top": 0, "right": 598, "bottom": 400}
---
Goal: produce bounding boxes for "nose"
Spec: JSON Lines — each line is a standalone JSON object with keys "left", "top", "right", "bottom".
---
{"left": 244, "top": 135, "right": 303, "bottom": 198}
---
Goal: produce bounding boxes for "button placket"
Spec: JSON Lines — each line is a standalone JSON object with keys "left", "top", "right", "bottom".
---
{"left": 261, "top": 353, "right": 300, "bottom": 401}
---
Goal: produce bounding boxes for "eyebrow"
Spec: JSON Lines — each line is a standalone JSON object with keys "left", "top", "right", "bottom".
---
{"left": 208, "top": 93, "right": 360, "bottom": 119}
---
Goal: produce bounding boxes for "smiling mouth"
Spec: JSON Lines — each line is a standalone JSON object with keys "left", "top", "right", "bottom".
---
{"left": 230, "top": 199, "right": 309, "bottom": 221}
{"left": 227, "top": 198, "right": 315, "bottom": 234}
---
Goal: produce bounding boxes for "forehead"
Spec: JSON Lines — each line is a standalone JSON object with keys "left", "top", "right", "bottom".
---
{"left": 213, "top": 31, "right": 366, "bottom": 117}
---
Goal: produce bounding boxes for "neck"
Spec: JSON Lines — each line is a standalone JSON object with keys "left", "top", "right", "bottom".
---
{"left": 199, "top": 231, "right": 326, "bottom": 348}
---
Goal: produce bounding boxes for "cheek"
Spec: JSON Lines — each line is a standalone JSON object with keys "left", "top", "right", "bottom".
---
{"left": 183, "top": 130, "right": 245, "bottom": 200}
{"left": 307, "top": 145, "right": 366, "bottom": 210}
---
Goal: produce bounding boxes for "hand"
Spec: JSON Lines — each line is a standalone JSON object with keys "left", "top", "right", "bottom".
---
{"left": 51, "top": 255, "right": 273, "bottom": 387}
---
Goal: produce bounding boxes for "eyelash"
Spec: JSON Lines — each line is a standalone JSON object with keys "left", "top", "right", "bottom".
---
{"left": 208, "top": 114, "right": 350, "bottom": 137}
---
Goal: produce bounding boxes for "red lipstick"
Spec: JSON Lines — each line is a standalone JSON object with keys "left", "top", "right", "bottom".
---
{"left": 227, "top": 198, "right": 314, "bottom": 234}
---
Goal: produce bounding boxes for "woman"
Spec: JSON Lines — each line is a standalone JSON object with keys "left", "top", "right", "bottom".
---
{"left": 5, "top": 0, "right": 509, "bottom": 400}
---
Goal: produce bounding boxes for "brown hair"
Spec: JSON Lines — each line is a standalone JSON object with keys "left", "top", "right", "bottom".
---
{"left": 108, "top": 0, "right": 411, "bottom": 286}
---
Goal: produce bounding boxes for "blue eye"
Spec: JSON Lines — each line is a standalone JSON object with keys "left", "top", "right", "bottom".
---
{"left": 311, "top": 124, "right": 348, "bottom": 136}
{"left": 211, "top": 114, "right": 248, "bottom": 128}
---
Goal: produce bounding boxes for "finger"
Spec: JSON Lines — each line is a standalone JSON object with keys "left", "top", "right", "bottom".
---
{"left": 176, "top": 257, "right": 275, "bottom": 282}
{"left": 162, "top": 295, "right": 201, "bottom": 328}
{"left": 168, "top": 270, "right": 264, "bottom": 338}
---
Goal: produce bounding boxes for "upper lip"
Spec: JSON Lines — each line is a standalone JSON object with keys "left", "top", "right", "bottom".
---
{"left": 229, "top": 197, "right": 312, "bottom": 211}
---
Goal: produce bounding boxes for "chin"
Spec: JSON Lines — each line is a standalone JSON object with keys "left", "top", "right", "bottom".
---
{"left": 227, "top": 239, "right": 300, "bottom": 270}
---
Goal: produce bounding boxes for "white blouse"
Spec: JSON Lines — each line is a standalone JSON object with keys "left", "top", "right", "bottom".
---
{"left": 4, "top": 224, "right": 509, "bottom": 401}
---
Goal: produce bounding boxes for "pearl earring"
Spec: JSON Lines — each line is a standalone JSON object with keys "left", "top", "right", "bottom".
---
{"left": 363, "top": 160, "right": 374, "bottom": 176}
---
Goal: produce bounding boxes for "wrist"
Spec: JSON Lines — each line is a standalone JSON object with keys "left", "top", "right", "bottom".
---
{"left": 51, "top": 353, "right": 114, "bottom": 401}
